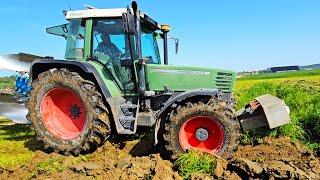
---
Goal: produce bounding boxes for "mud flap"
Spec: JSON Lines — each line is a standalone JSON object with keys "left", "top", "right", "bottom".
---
{"left": 235, "top": 94, "right": 290, "bottom": 131}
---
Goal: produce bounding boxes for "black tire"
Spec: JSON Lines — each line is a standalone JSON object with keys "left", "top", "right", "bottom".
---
{"left": 162, "top": 97, "right": 241, "bottom": 160}
{"left": 26, "top": 68, "right": 111, "bottom": 155}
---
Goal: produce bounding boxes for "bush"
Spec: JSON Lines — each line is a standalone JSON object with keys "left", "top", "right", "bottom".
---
{"left": 0, "top": 76, "right": 15, "bottom": 90}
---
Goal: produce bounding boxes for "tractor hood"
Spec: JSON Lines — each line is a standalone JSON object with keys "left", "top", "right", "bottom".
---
{"left": 145, "top": 64, "right": 236, "bottom": 93}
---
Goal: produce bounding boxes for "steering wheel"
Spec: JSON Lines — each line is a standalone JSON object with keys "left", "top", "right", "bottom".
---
{"left": 120, "top": 51, "right": 131, "bottom": 60}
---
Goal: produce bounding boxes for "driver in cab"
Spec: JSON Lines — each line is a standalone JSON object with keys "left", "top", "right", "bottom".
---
{"left": 95, "top": 33, "right": 121, "bottom": 61}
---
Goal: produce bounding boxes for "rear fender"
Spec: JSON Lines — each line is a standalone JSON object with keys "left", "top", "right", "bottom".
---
{"left": 30, "top": 59, "right": 126, "bottom": 132}
{"left": 30, "top": 59, "right": 112, "bottom": 97}
{"left": 154, "top": 89, "right": 221, "bottom": 144}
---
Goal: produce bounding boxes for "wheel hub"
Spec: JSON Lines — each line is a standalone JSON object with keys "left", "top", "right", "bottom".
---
{"left": 40, "top": 88, "right": 86, "bottom": 140}
{"left": 178, "top": 116, "right": 225, "bottom": 155}
{"left": 195, "top": 128, "right": 209, "bottom": 141}
{"left": 70, "top": 104, "right": 81, "bottom": 119}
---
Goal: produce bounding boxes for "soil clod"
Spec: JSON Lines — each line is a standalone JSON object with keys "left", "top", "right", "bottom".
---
{"left": 0, "top": 135, "right": 319, "bottom": 179}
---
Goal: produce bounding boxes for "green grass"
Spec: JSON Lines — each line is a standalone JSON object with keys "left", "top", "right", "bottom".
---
{"left": 235, "top": 71, "right": 320, "bottom": 151}
{"left": 175, "top": 150, "right": 217, "bottom": 179}
{"left": 0, "top": 76, "right": 15, "bottom": 90}
{"left": 0, "top": 116, "right": 36, "bottom": 169}
{"left": 0, "top": 116, "right": 91, "bottom": 174}
{"left": 238, "top": 69, "right": 320, "bottom": 81}
{"left": 28, "top": 156, "right": 69, "bottom": 178}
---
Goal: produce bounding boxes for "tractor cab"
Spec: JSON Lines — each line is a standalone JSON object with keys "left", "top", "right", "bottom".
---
{"left": 46, "top": 7, "right": 165, "bottom": 92}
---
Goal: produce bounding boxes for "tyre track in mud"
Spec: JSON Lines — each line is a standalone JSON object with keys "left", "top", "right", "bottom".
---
{"left": 0, "top": 135, "right": 319, "bottom": 179}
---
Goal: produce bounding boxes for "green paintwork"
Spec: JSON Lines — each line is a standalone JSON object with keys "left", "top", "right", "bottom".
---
{"left": 145, "top": 64, "right": 236, "bottom": 93}
{"left": 59, "top": 18, "right": 123, "bottom": 97}
{"left": 84, "top": 19, "right": 93, "bottom": 60}
{"left": 87, "top": 61, "right": 122, "bottom": 97}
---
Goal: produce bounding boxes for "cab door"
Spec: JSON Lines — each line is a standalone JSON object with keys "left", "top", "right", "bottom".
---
{"left": 91, "top": 18, "right": 137, "bottom": 92}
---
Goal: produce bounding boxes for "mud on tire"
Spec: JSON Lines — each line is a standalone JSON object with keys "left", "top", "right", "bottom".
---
{"left": 26, "top": 68, "right": 111, "bottom": 155}
{"left": 162, "top": 98, "right": 241, "bottom": 160}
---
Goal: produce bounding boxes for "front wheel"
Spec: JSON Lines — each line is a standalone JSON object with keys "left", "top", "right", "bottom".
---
{"left": 162, "top": 98, "right": 241, "bottom": 160}
{"left": 26, "top": 68, "right": 111, "bottom": 155}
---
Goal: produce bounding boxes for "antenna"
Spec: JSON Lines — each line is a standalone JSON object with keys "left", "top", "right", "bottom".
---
{"left": 66, "top": 0, "right": 71, "bottom": 11}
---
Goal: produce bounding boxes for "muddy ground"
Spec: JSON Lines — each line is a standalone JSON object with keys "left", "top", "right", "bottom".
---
{"left": 0, "top": 134, "right": 319, "bottom": 180}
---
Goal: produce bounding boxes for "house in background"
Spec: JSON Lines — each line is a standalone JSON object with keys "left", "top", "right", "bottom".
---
{"left": 268, "top": 66, "right": 300, "bottom": 73}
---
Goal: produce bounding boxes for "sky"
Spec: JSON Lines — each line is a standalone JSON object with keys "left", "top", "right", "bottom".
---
{"left": 0, "top": 0, "right": 319, "bottom": 77}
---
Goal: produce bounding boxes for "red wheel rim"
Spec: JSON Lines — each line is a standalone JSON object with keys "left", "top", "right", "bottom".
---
{"left": 179, "top": 116, "right": 225, "bottom": 154}
{"left": 40, "top": 88, "right": 86, "bottom": 140}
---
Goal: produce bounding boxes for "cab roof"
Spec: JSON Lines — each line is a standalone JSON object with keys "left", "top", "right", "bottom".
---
{"left": 65, "top": 8, "right": 161, "bottom": 30}
{"left": 66, "top": 8, "right": 127, "bottom": 19}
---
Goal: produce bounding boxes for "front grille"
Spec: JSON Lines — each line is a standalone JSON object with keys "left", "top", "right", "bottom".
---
{"left": 215, "top": 72, "right": 233, "bottom": 92}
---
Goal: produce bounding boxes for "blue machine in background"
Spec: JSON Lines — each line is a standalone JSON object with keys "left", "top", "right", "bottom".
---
{"left": 1, "top": 53, "right": 44, "bottom": 98}
{"left": 15, "top": 72, "right": 31, "bottom": 97}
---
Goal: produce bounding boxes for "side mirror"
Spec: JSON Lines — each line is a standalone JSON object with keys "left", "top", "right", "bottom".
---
{"left": 122, "top": 13, "right": 135, "bottom": 35}
{"left": 168, "top": 35, "right": 179, "bottom": 54}
{"left": 174, "top": 38, "right": 179, "bottom": 54}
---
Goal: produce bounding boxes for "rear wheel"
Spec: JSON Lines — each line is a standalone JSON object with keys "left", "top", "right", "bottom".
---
{"left": 163, "top": 98, "right": 241, "bottom": 160}
{"left": 27, "top": 68, "right": 111, "bottom": 155}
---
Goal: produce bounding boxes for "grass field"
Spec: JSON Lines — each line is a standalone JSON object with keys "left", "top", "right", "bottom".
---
{"left": 235, "top": 69, "right": 320, "bottom": 150}
{"left": 0, "top": 116, "right": 35, "bottom": 169}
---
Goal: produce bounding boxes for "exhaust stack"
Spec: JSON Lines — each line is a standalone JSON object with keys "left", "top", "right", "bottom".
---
{"left": 161, "top": 24, "right": 170, "bottom": 65}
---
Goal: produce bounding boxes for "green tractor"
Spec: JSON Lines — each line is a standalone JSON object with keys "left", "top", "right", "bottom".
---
{"left": 26, "top": 2, "right": 290, "bottom": 159}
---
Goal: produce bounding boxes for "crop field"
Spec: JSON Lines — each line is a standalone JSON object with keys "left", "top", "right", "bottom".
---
{"left": 238, "top": 69, "right": 320, "bottom": 81}
{"left": 0, "top": 69, "right": 319, "bottom": 179}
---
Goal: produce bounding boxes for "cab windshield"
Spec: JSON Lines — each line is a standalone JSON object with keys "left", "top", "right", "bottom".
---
{"left": 141, "top": 26, "right": 161, "bottom": 64}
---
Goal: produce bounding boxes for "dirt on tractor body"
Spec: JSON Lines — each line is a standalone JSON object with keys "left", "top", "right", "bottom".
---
{"left": 0, "top": 136, "right": 319, "bottom": 179}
